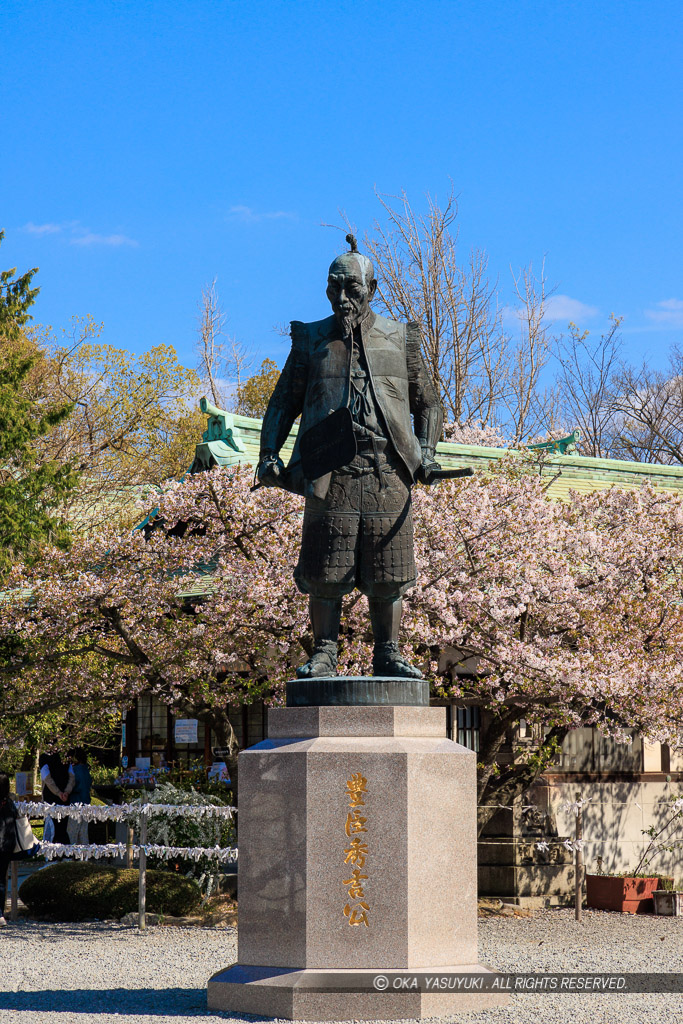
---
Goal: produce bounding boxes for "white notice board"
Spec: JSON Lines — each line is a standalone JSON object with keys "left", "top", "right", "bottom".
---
{"left": 174, "top": 719, "right": 198, "bottom": 744}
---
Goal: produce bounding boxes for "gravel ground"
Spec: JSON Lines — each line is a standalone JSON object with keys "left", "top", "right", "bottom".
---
{"left": 1, "top": 910, "right": 682, "bottom": 1024}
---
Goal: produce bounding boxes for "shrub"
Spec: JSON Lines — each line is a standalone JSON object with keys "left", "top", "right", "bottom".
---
{"left": 131, "top": 782, "right": 235, "bottom": 896}
{"left": 19, "top": 862, "right": 201, "bottom": 921}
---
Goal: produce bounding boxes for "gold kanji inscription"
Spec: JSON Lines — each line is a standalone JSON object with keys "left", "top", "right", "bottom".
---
{"left": 343, "top": 835, "right": 368, "bottom": 867}
{"left": 343, "top": 772, "right": 370, "bottom": 926}
{"left": 346, "top": 772, "right": 367, "bottom": 807}
{"left": 343, "top": 901, "right": 370, "bottom": 926}
{"left": 345, "top": 809, "right": 368, "bottom": 836}
{"left": 343, "top": 867, "right": 368, "bottom": 900}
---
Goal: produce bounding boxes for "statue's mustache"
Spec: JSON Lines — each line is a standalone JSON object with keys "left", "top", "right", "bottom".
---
{"left": 335, "top": 302, "right": 364, "bottom": 339}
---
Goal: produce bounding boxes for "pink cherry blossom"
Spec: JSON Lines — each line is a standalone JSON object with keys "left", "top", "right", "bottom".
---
{"left": 3, "top": 457, "right": 683, "bottom": 813}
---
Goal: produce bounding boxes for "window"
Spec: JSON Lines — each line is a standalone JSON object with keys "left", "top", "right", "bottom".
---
{"left": 456, "top": 706, "right": 480, "bottom": 752}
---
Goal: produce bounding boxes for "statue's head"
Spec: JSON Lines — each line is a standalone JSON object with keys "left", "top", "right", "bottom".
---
{"left": 327, "top": 234, "right": 377, "bottom": 333}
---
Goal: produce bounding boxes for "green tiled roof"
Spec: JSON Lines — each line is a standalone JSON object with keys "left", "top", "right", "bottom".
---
{"left": 190, "top": 408, "right": 683, "bottom": 500}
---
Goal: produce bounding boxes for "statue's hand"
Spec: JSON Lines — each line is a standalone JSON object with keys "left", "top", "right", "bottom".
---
{"left": 416, "top": 448, "right": 442, "bottom": 485}
{"left": 257, "top": 452, "right": 285, "bottom": 488}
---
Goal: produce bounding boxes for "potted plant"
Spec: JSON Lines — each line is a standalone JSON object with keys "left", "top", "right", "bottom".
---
{"left": 653, "top": 877, "right": 683, "bottom": 917}
{"left": 585, "top": 872, "right": 664, "bottom": 913}
{"left": 586, "top": 795, "right": 683, "bottom": 914}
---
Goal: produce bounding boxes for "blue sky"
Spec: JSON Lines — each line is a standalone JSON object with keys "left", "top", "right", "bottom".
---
{"left": 2, "top": 0, "right": 682, "bottom": 375}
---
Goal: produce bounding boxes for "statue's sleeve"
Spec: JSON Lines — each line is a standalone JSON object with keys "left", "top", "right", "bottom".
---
{"left": 405, "top": 321, "right": 444, "bottom": 452}
{"left": 259, "top": 321, "right": 308, "bottom": 458}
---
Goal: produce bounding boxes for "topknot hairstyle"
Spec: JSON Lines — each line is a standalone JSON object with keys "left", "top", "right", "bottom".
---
{"left": 329, "top": 234, "right": 375, "bottom": 286}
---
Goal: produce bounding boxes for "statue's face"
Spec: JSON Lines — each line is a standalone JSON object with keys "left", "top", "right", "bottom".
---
{"left": 326, "top": 256, "right": 377, "bottom": 330}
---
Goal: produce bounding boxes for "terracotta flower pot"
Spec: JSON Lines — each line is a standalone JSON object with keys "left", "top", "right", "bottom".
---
{"left": 585, "top": 874, "right": 660, "bottom": 914}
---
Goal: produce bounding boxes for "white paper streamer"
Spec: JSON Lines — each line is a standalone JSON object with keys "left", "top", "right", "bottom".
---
{"left": 560, "top": 798, "right": 591, "bottom": 816}
{"left": 40, "top": 842, "right": 238, "bottom": 863}
{"left": 19, "top": 801, "right": 235, "bottom": 822}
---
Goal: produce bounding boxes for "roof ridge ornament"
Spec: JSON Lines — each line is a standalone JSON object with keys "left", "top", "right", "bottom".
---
{"left": 198, "top": 396, "right": 241, "bottom": 452}
{"left": 528, "top": 428, "right": 582, "bottom": 455}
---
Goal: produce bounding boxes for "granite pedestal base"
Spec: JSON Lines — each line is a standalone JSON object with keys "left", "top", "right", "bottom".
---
{"left": 207, "top": 965, "right": 508, "bottom": 1020}
{"left": 207, "top": 700, "right": 507, "bottom": 1019}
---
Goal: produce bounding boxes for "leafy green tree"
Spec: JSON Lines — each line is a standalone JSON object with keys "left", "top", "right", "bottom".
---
{"left": 0, "top": 231, "right": 77, "bottom": 572}
{"left": 28, "top": 316, "right": 202, "bottom": 530}
{"left": 236, "top": 358, "right": 280, "bottom": 418}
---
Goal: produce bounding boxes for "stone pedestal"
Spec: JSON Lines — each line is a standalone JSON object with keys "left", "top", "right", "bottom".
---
{"left": 208, "top": 700, "right": 507, "bottom": 1019}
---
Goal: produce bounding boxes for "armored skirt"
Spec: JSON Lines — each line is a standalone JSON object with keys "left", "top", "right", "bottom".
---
{"left": 294, "top": 437, "right": 416, "bottom": 600}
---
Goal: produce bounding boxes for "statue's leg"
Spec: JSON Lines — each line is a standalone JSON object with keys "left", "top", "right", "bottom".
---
{"left": 368, "top": 595, "right": 402, "bottom": 644}
{"left": 358, "top": 443, "right": 421, "bottom": 678}
{"left": 296, "top": 596, "right": 342, "bottom": 679}
{"left": 369, "top": 594, "right": 422, "bottom": 678}
{"left": 294, "top": 468, "right": 359, "bottom": 680}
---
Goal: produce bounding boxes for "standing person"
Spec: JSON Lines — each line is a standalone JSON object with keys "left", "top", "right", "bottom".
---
{"left": 0, "top": 773, "right": 18, "bottom": 927}
{"left": 41, "top": 753, "right": 74, "bottom": 846}
{"left": 67, "top": 749, "right": 92, "bottom": 845}
{"left": 37, "top": 755, "right": 53, "bottom": 843}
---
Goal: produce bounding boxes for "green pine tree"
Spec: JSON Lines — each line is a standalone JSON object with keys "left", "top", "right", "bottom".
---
{"left": 0, "top": 230, "right": 78, "bottom": 573}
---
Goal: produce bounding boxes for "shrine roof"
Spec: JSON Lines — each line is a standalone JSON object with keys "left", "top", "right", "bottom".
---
{"left": 191, "top": 405, "right": 683, "bottom": 501}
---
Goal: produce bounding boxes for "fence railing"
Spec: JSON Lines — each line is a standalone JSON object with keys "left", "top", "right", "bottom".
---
{"left": 10, "top": 800, "right": 237, "bottom": 930}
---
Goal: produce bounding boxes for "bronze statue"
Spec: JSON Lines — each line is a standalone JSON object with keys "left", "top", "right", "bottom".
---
{"left": 256, "top": 235, "right": 445, "bottom": 679}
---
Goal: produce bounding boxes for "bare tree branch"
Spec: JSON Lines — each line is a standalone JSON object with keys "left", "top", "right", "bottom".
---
{"left": 613, "top": 345, "right": 683, "bottom": 465}
{"left": 195, "top": 280, "right": 253, "bottom": 411}
{"left": 365, "top": 188, "right": 557, "bottom": 439}
{"left": 554, "top": 315, "right": 624, "bottom": 458}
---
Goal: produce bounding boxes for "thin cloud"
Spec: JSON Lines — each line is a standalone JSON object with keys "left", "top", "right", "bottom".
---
{"left": 24, "top": 221, "right": 68, "bottom": 235}
{"left": 502, "top": 293, "right": 598, "bottom": 328}
{"left": 544, "top": 294, "right": 599, "bottom": 322}
{"left": 21, "top": 220, "right": 138, "bottom": 247}
{"left": 227, "top": 205, "right": 295, "bottom": 224}
{"left": 645, "top": 298, "right": 683, "bottom": 328}
{"left": 70, "top": 231, "right": 138, "bottom": 248}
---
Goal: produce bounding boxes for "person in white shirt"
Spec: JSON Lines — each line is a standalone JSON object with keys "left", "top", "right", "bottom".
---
{"left": 40, "top": 753, "right": 74, "bottom": 845}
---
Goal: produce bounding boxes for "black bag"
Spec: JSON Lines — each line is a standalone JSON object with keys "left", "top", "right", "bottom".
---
{"left": 299, "top": 408, "right": 357, "bottom": 480}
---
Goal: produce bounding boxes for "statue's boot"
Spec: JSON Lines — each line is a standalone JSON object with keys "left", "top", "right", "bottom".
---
{"left": 296, "top": 597, "right": 341, "bottom": 678}
{"left": 369, "top": 597, "right": 423, "bottom": 679}
{"left": 296, "top": 639, "right": 338, "bottom": 678}
{"left": 372, "top": 640, "right": 423, "bottom": 678}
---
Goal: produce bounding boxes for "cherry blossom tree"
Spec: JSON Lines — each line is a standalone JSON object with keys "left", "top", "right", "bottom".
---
{"left": 441, "top": 420, "right": 511, "bottom": 447}
{"left": 409, "top": 466, "right": 683, "bottom": 825}
{"left": 0, "top": 469, "right": 305, "bottom": 784}
{"left": 3, "top": 459, "right": 683, "bottom": 820}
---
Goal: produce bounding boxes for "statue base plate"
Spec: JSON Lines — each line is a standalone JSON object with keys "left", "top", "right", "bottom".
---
{"left": 286, "top": 675, "right": 429, "bottom": 707}
{"left": 207, "top": 964, "right": 509, "bottom": 1020}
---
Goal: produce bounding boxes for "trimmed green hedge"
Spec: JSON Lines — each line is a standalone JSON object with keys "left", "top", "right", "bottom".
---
{"left": 19, "top": 862, "right": 201, "bottom": 921}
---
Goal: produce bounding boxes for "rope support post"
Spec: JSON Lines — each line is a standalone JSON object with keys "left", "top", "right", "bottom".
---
{"left": 10, "top": 862, "right": 19, "bottom": 921}
{"left": 575, "top": 793, "right": 584, "bottom": 922}
{"left": 138, "top": 811, "right": 147, "bottom": 930}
